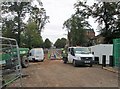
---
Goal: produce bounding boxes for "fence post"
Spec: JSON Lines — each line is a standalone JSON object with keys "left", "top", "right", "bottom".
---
{"left": 94, "top": 57, "right": 99, "bottom": 64}
{"left": 102, "top": 55, "right": 106, "bottom": 68}
{"left": 109, "top": 56, "right": 114, "bottom": 67}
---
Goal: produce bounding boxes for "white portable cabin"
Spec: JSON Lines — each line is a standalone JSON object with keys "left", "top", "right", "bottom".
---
{"left": 90, "top": 44, "right": 113, "bottom": 64}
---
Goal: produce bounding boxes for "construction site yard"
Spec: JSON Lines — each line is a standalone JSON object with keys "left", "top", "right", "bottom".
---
{"left": 8, "top": 59, "right": 118, "bottom": 87}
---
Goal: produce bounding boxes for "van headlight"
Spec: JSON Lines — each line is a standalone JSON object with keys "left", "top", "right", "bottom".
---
{"left": 74, "top": 56, "right": 81, "bottom": 60}
{"left": 78, "top": 57, "right": 81, "bottom": 60}
{"left": 74, "top": 56, "right": 77, "bottom": 60}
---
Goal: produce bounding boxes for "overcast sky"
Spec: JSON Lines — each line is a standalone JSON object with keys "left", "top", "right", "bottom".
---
{"left": 41, "top": 0, "right": 99, "bottom": 44}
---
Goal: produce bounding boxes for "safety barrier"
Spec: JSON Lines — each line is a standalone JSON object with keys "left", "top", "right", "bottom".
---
{"left": 0, "top": 37, "right": 22, "bottom": 88}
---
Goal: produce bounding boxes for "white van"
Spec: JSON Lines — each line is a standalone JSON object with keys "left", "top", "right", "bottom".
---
{"left": 29, "top": 48, "right": 44, "bottom": 62}
{"left": 67, "top": 47, "right": 94, "bottom": 67}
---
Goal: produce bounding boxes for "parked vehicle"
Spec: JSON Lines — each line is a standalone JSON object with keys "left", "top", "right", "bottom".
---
{"left": 65, "top": 47, "right": 94, "bottom": 67}
{"left": 19, "top": 48, "right": 29, "bottom": 68}
{"left": 1, "top": 47, "right": 29, "bottom": 68}
{"left": 29, "top": 48, "right": 44, "bottom": 62}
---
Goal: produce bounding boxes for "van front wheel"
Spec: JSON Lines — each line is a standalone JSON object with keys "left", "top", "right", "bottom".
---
{"left": 90, "top": 64, "right": 93, "bottom": 67}
{"left": 41, "top": 59, "right": 44, "bottom": 62}
{"left": 73, "top": 60, "right": 77, "bottom": 67}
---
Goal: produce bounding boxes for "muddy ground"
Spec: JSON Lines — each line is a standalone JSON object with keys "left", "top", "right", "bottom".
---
{"left": 9, "top": 59, "right": 118, "bottom": 87}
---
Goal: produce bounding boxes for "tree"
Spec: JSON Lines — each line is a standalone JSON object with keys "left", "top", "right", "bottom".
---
{"left": 29, "top": 4, "right": 49, "bottom": 35}
{"left": 2, "top": 20, "right": 17, "bottom": 39}
{"left": 91, "top": 2, "right": 120, "bottom": 43}
{"left": 1, "top": 2, "right": 31, "bottom": 46}
{"left": 60, "top": 38, "right": 67, "bottom": 48}
{"left": 1, "top": 1, "right": 49, "bottom": 46}
{"left": 21, "top": 21, "right": 43, "bottom": 49}
{"left": 54, "top": 39, "right": 61, "bottom": 48}
{"left": 43, "top": 38, "right": 51, "bottom": 49}
{"left": 63, "top": 13, "right": 91, "bottom": 46}
{"left": 74, "top": 1, "right": 120, "bottom": 43}
{"left": 54, "top": 38, "right": 67, "bottom": 48}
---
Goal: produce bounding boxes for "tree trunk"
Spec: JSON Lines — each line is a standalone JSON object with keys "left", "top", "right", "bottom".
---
{"left": 17, "top": 12, "right": 21, "bottom": 46}
{"left": 103, "top": 2, "right": 109, "bottom": 44}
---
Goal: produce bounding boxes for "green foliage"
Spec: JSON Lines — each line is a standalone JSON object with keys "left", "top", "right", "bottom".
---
{"left": 91, "top": 2, "right": 120, "bottom": 43}
{"left": 2, "top": 2, "right": 31, "bottom": 46}
{"left": 63, "top": 0, "right": 120, "bottom": 45}
{"left": 43, "top": 38, "right": 51, "bottom": 49}
{"left": 54, "top": 38, "right": 67, "bottom": 48}
{"left": 20, "top": 22, "right": 43, "bottom": 49}
{"left": 2, "top": 20, "right": 17, "bottom": 39}
{"left": 63, "top": 14, "right": 91, "bottom": 46}
{"left": 75, "top": 1, "right": 120, "bottom": 44}
{"left": 29, "top": 5, "right": 49, "bottom": 35}
{"left": 1, "top": 1, "right": 49, "bottom": 47}
{"left": 54, "top": 39, "right": 61, "bottom": 48}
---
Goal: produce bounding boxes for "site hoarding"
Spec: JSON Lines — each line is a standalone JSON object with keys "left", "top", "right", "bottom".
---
{"left": 113, "top": 38, "right": 120, "bottom": 67}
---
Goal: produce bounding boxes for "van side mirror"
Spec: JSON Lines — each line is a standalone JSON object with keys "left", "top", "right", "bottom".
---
{"left": 29, "top": 53, "right": 31, "bottom": 56}
{"left": 71, "top": 48, "right": 75, "bottom": 56}
{"left": 71, "top": 51, "right": 75, "bottom": 56}
{"left": 92, "top": 52, "right": 94, "bottom": 55}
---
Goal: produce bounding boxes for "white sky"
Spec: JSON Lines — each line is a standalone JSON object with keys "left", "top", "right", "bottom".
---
{"left": 41, "top": 0, "right": 99, "bottom": 44}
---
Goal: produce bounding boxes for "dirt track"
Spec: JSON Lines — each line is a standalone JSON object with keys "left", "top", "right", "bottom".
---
{"left": 9, "top": 59, "right": 118, "bottom": 87}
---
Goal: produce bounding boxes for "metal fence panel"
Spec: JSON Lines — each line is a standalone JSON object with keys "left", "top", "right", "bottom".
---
{"left": 0, "top": 37, "right": 22, "bottom": 88}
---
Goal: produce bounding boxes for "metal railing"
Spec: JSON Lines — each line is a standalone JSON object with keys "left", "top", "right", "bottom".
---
{"left": 0, "top": 37, "right": 22, "bottom": 88}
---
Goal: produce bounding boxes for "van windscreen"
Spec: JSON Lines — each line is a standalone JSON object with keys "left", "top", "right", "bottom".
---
{"left": 35, "top": 50, "right": 42, "bottom": 56}
{"left": 74, "top": 48, "right": 90, "bottom": 54}
{"left": 31, "top": 50, "right": 34, "bottom": 56}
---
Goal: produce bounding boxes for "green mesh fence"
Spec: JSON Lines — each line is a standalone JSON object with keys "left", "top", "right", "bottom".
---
{"left": 113, "top": 38, "right": 120, "bottom": 67}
